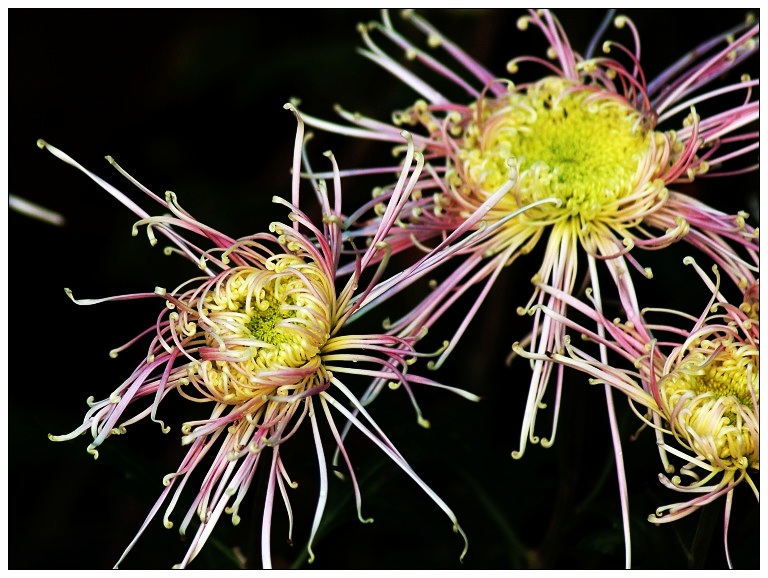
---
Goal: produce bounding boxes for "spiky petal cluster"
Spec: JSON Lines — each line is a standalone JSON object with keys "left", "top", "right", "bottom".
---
{"left": 295, "top": 10, "right": 759, "bottom": 566}
{"left": 42, "top": 105, "right": 478, "bottom": 569}
{"left": 515, "top": 257, "right": 758, "bottom": 568}
{"left": 298, "top": 8, "right": 758, "bottom": 448}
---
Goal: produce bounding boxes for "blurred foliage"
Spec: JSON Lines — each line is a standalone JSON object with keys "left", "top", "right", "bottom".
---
{"left": 8, "top": 8, "right": 758, "bottom": 570}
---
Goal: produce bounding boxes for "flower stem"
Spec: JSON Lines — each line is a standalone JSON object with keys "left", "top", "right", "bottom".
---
{"left": 688, "top": 501, "right": 720, "bottom": 569}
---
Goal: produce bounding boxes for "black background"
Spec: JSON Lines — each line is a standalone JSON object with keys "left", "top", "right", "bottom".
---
{"left": 8, "top": 8, "right": 759, "bottom": 570}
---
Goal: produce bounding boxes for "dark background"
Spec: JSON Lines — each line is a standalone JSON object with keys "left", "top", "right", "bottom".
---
{"left": 8, "top": 8, "right": 759, "bottom": 570}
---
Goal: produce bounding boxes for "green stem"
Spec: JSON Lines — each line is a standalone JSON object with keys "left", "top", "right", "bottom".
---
{"left": 687, "top": 501, "right": 720, "bottom": 569}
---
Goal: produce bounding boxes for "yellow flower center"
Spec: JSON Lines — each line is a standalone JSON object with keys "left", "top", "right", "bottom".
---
{"left": 457, "top": 77, "right": 664, "bottom": 226}
{"left": 184, "top": 256, "right": 334, "bottom": 405}
{"left": 660, "top": 338, "right": 759, "bottom": 470}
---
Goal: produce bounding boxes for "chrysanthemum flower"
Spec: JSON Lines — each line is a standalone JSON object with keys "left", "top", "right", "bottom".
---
{"left": 40, "top": 105, "right": 478, "bottom": 569}
{"left": 295, "top": 9, "right": 758, "bottom": 565}
{"left": 514, "top": 256, "right": 758, "bottom": 568}
{"left": 298, "top": 6, "right": 758, "bottom": 443}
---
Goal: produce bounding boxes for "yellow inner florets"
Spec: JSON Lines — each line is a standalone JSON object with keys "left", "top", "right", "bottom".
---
{"left": 457, "top": 78, "right": 661, "bottom": 225}
{"left": 660, "top": 339, "right": 759, "bottom": 470}
{"left": 188, "top": 257, "right": 334, "bottom": 405}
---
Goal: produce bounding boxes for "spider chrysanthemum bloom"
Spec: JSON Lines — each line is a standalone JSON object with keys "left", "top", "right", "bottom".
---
{"left": 41, "top": 106, "right": 475, "bottom": 569}
{"left": 295, "top": 10, "right": 758, "bottom": 564}
{"left": 514, "top": 257, "right": 758, "bottom": 567}
{"left": 298, "top": 7, "right": 758, "bottom": 445}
